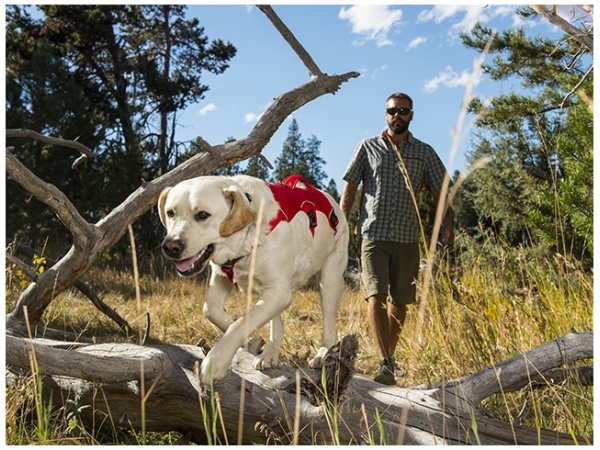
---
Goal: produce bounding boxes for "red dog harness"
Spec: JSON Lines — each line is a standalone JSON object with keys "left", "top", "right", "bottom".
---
{"left": 266, "top": 175, "right": 339, "bottom": 235}
{"left": 221, "top": 175, "right": 339, "bottom": 284}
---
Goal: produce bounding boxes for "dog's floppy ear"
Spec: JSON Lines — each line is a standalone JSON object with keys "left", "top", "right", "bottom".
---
{"left": 157, "top": 187, "right": 172, "bottom": 226}
{"left": 220, "top": 186, "right": 256, "bottom": 237}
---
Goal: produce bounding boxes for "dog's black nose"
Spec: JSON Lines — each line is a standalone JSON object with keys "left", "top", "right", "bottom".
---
{"left": 162, "top": 239, "right": 185, "bottom": 259}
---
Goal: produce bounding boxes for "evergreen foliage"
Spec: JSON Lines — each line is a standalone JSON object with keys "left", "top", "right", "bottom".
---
{"left": 244, "top": 155, "right": 272, "bottom": 180}
{"left": 325, "top": 179, "right": 340, "bottom": 203}
{"left": 6, "top": 5, "right": 236, "bottom": 263}
{"left": 5, "top": 5, "right": 592, "bottom": 271}
{"left": 273, "top": 119, "right": 328, "bottom": 189}
{"left": 457, "top": 7, "right": 593, "bottom": 267}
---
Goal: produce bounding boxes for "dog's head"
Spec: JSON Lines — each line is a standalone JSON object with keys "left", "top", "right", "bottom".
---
{"left": 158, "top": 177, "right": 256, "bottom": 277}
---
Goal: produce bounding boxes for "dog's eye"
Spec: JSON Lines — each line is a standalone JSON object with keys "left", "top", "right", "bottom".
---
{"left": 166, "top": 210, "right": 175, "bottom": 218}
{"left": 195, "top": 211, "right": 210, "bottom": 221}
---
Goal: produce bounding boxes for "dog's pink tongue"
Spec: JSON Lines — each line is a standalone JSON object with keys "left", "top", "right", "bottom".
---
{"left": 175, "top": 256, "right": 196, "bottom": 272}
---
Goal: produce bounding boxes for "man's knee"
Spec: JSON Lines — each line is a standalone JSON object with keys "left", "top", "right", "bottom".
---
{"left": 367, "top": 293, "right": 388, "bottom": 305}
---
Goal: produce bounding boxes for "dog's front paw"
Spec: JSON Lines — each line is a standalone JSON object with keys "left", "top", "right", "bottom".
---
{"left": 308, "top": 347, "right": 329, "bottom": 369}
{"left": 200, "top": 351, "right": 229, "bottom": 385}
{"left": 252, "top": 342, "right": 279, "bottom": 370}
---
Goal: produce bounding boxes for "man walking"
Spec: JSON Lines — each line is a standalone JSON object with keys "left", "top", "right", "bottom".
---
{"left": 340, "top": 92, "right": 454, "bottom": 385}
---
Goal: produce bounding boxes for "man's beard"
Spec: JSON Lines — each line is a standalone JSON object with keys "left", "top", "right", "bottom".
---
{"left": 388, "top": 119, "right": 409, "bottom": 134}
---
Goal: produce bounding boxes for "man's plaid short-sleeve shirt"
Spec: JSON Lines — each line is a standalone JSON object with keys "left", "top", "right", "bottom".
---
{"left": 342, "top": 131, "right": 449, "bottom": 243}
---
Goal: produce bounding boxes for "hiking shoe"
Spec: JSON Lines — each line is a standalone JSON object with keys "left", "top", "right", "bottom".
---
{"left": 374, "top": 366, "right": 395, "bottom": 385}
{"left": 383, "top": 357, "right": 406, "bottom": 377}
{"left": 373, "top": 358, "right": 405, "bottom": 385}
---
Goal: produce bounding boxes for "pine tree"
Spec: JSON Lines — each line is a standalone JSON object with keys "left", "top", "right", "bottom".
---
{"left": 245, "top": 155, "right": 272, "bottom": 180}
{"left": 325, "top": 178, "right": 340, "bottom": 202}
{"left": 274, "top": 119, "right": 304, "bottom": 182}
{"left": 459, "top": 7, "right": 593, "bottom": 265}
{"left": 6, "top": 6, "right": 105, "bottom": 253}
{"left": 303, "top": 135, "right": 327, "bottom": 189}
{"left": 273, "top": 119, "right": 328, "bottom": 189}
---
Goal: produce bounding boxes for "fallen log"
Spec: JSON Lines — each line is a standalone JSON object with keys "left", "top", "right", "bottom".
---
{"left": 5, "top": 331, "right": 592, "bottom": 444}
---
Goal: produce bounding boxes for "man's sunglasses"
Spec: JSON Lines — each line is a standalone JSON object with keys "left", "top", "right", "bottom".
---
{"left": 386, "top": 107, "right": 412, "bottom": 116}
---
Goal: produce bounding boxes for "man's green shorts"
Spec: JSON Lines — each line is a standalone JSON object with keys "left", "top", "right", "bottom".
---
{"left": 360, "top": 239, "right": 420, "bottom": 306}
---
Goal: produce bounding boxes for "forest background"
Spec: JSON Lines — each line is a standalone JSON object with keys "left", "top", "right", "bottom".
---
{"left": 5, "top": 4, "right": 592, "bottom": 271}
{"left": 4, "top": 4, "right": 593, "bottom": 444}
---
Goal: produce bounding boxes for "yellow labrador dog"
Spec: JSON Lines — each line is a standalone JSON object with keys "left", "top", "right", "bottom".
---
{"left": 158, "top": 174, "right": 348, "bottom": 384}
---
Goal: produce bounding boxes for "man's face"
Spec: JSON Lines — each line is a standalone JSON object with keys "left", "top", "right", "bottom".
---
{"left": 385, "top": 97, "right": 413, "bottom": 135}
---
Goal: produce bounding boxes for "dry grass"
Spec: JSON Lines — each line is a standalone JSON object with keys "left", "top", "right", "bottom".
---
{"left": 38, "top": 267, "right": 382, "bottom": 376}
{"left": 6, "top": 240, "right": 594, "bottom": 443}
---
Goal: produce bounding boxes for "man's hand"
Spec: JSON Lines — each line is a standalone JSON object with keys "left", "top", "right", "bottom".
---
{"left": 439, "top": 224, "right": 454, "bottom": 247}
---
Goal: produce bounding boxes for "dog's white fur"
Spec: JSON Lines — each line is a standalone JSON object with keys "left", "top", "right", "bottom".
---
{"left": 158, "top": 175, "right": 348, "bottom": 384}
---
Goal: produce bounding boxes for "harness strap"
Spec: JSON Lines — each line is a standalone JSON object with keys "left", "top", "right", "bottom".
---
{"left": 221, "top": 258, "right": 240, "bottom": 285}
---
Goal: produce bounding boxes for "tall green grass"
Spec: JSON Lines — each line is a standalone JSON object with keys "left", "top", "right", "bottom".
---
{"left": 5, "top": 237, "right": 593, "bottom": 443}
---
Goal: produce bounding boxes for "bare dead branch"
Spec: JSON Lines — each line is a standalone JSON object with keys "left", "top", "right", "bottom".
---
{"left": 71, "top": 154, "right": 88, "bottom": 169}
{"left": 7, "top": 240, "right": 137, "bottom": 338}
{"left": 6, "top": 149, "right": 93, "bottom": 243}
{"left": 258, "top": 153, "right": 273, "bottom": 169}
{"left": 530, "top": 5, "right": 593, "bottom": 52}
{"left": 561, "top": 64, "right": 593, "bottom": 107}
{"left": 449, "top": 331, "right": 594, "bottom": 406}
{"left": 529, "top": 365, "right": 593, "bottom": 388}
{"left": 6, "top": 128, "right": 96, "bottom": 162}
{"left": 192, "top": 136, "right": 219, "bottom": 159}
{"left": 6, "top": 253, "right": 39, "bottom": 281}
{"left": 257, "top": 5, "right": 324, "bottom": 77}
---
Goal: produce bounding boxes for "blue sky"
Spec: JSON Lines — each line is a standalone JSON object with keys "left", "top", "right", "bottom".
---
{"left": 175, "top": 3, "right": 574, "bottom": 190}
{"left": 5, "top": 3, "right": 581, "bottom": 191}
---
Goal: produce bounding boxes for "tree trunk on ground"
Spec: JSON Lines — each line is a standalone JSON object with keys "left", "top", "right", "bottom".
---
{"left": 6, "top": 331, "right": 592, "bottom": 445}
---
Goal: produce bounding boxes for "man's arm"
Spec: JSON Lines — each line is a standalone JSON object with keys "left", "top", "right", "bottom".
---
{"left": 433, "top": 190, "right": 454, "bottom": 246}
{"left": 340, "top": 182, "right": 359, "bottom": 219}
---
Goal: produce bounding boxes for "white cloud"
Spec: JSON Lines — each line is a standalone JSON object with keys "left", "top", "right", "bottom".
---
{"left": 417, "top": 5, "right": 463, "bottom": 24}
{"left": 245, "top": 101, "right": 276, "bottom": 124}
{"left": 244, "top": 112, "right": 260, "bottom": 123}
{"left": 338, "top": 5, "right": 403, "bottom": 47}
{"left": 423, "top": 66, "right": 475, "bottom": 93}
{"left": 197, "top": 103, "right": 217, "bottom": 116}
{"left": 406, "top": 36, "right": 427, "bottom": 51}
{"left": 417, "top": 5, "right": 514, "bottom": 38}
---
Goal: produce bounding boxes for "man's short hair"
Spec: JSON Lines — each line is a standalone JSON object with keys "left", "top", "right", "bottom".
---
{"left": 386, "top": 92, "right": 413, "bottom": 109}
